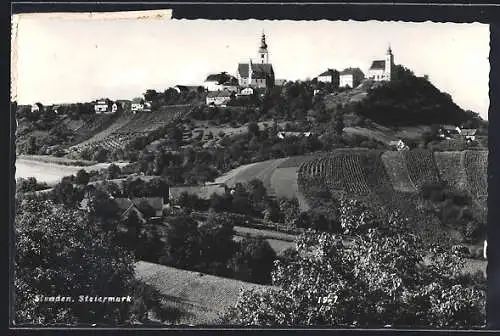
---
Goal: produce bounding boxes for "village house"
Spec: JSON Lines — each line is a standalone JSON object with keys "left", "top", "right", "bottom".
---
{"left": 277, "top": 131, "right": 312, "bottom": 139}
{"left": 238, "top": 87, "right": 254, "bottom": 96}
{"left": 339, "top": 67, "right": 365, "bottom": 88}
{"left": 237, "top": 33, "right": 275, "bottom": 89}
{"left": 94, "top": 99, "right": 118, "bottom": 114}
{"left": 317, "top": 68, "right": 340, "bottom": 85}
{"left": 389, "top": 139, "right": 409, "bottom": 151}
{"left": 460, "top": 128, "right": 477, "bottom": 141}
{"left": 367, "top": 46, "right": 394, "bottom": 81}
{"left": 131, "top": 103, "right": 144, "bottom": 113}
{"left": 438, "top": 125, "right": 462, "bottom": 140}
{"left": 206, "top": 91, "right": 233, "bottom": 106}
{"left": 115, "top": 196, "right": 165, "bottom": 220}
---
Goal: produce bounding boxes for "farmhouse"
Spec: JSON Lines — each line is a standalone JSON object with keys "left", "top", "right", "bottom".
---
{"left": 460, "top": 128, "right": 477, "bottom": 141}
{"left": 317, "top": 68, "right": 340, "bottom": 85}
{"left": 131, "top": 103, "right": 144, "bottom": 113}
{"left": 206, "top": 91, "right": 233, "bottom": 106}
{"left": 367, "top": 46, "right": 394, "bottom": 81}
{"left": 114, "top": 198, "right": 147, "bottom": 224}
{"left": 277, "top": 131, "right": 312, "bottom": 139}
{"left": 389, "top": 139, "right": 408, "bottom": 151}
{"left": 115, "top": 197, "right": 165, "bottom": 219}
{"left": 438, "top": 125, "right": 461, "bottom": 139}
{"left": 239, "top": 87, "right": 254, "bottom": 96}
{"left": 237, "top": 33, "right": 275, "bottom": 89}
{"left": 339, "top": 68, "right": 365, "bottom": 88}
{"left": 94, "top": 99, "right": 113, "bottom": 114}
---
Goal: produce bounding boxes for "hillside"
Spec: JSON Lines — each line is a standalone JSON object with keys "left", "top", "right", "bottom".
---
{"left": 176, "top": 148, "right": 486, "bottom": 246}
{"left": 68, "top": 105, "right": 194, "bottom": 153}
{"left": 353, "top": 74, "right": 470, "bottom": 126}
{"left": 135, "top": 261, "right": 272, "bottom": 325}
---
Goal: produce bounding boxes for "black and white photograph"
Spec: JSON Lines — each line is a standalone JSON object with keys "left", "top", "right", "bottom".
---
{"left": 11, "top": 8, "right": 490, "bottom": 328}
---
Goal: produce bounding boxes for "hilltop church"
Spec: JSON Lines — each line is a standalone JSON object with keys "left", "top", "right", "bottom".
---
{"left": 367, "top": 46, "right": 394, "bottom": 81}
{"left": 237, "top": 33, "right": 275, "bottom": 89}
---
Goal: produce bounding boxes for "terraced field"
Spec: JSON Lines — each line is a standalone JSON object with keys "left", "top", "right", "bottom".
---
{"left": 465, "top": 150, "right": 488, "bottom": 197}
{"left": 69, "top": 105, "right": 193, "bottom": 153}
{"left": 402, "top": 149, "right": 440, "bottom": 190}
{"left": 381, "top": 151, "right": 416, "bottom": 192}
{"left": 296, "top": 149, "right": 487, "bottom": 222}
{"left": 434, "top": 151, "right": 468, "bottom": 192}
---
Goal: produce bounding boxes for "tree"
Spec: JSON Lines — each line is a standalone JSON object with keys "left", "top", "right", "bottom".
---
{"left": 160, "top": 215, "right": 201, "bottom": 269}
{"left": 106, "top": 164, "right": 121, "bottom": 180}
{"left": 144, "top": 89, "right": 158, "bottom": 102}
{"left": 75, "top": 169, "right": 90, "bottom": 186}
{"left": 15, "top": 199, "right": 136, "bottom": 324}
{"left": 224, "top": 225, "right": 486, "bottom": 328}
{"left": 247, "top": 122, "right": 260, "bottom": 137}
{"left": 228, "top": 238, "right": 277, "bottom": 285}
{"left": 49, "top": 180, "right": 83, "bottom": 208}
{"left": 278, "top": 197, "right": 300, "bottom": 228}
{"left": 196, "top": 218, "right": 236, "bottom": 276}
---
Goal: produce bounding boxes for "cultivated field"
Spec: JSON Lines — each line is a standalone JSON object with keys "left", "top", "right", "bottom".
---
{"left": 134, "top": 261, "right": 272, "bottom": 325}
{"left": 69, "top": 105, "right": 193, "bottom": 153}
{"left": 434, "top": 151, "right": 468, "bottom": 192}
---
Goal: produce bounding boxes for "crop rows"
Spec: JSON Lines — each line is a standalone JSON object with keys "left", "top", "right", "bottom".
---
{"left": 464, "top": 150, "right": 488, "bottom": 197}
{"left": 402, "top": 149, "right": 440, "bottom": 190}
{"left": 434, "top": 151, "right": 468, "bottom": 192}
{"left": 298, "top": 151, "right": 373, "bottom": 200}
{"left": 340, "top": 153, "right": 370, "bottom": 195}
{"left": 278, "top": 155, "right": 315, "bottom": 169}
{"left": 380, "top": 151, "right": 416, "bottom": 193}
{"left": 70, "top": 106, "right": 193, "bottom": 153}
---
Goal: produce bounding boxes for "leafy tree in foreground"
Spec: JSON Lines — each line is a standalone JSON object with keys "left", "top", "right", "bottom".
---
{"left": 15, "top": 199, "right": 136, "bottom": 325}
{"left": 224, "top": 224, "right": 485, "bottom": 327}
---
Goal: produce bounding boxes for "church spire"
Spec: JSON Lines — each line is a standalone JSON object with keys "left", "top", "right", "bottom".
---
{"left": 258, "top": 31, "right": 269, "bottom": 64}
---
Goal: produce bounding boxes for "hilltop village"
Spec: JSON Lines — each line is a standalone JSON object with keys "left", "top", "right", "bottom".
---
{"left": 14, "top": 32, "right": 488, "bottom": 327}
{"left": 26, "top": 33, "right": 396, "bottom": 113}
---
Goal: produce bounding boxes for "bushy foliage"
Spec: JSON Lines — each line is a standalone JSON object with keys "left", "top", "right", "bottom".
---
{"left": 15, "top": 199, "right": 135, "bottom": 325}
{"left": 16, "top": 177, "right": 50, "bottom": 193}
{"left": 420, "top": 182, "right": 485, "bottom": 244}
{"left": 228, "top": 238, "right": 277, "bottom": 285}
{"left": 354, "top": 69, "right": 469, "bottom": 126}
{"left": 225, "top": 227, "right": 485, "bottom": 327}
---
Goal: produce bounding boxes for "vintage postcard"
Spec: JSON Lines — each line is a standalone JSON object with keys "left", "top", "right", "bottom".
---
{"left": 11, "top": 7, "right": 490, "bottom": 329}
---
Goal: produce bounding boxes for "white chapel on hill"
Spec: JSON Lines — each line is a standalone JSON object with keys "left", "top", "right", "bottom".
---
{"left": 367, "top": 45, "right": 395, "bottom": 81}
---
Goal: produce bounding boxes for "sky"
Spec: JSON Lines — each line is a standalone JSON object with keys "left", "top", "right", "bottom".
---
{"left": 12, "top": 16, "right": 490, "bottom": 119}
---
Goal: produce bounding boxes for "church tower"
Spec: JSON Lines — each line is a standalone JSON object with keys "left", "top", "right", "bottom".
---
{"left": 258, "top": 32, "right": 269, "bottom": 64}
{"left": 384, "top": 45, "right": 394, "bottom": 81}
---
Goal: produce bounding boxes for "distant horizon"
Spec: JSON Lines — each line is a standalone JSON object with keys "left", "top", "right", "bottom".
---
{"left": 12, "top": 16, "right": 489, "bottom": 119}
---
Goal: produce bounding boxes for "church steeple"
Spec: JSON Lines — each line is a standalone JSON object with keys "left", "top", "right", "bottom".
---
{"left": 385, "top": 43, "right": 394, "bottom": 81}
{"left": 258, "top": 32, "right": 269, "bottom": 64}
